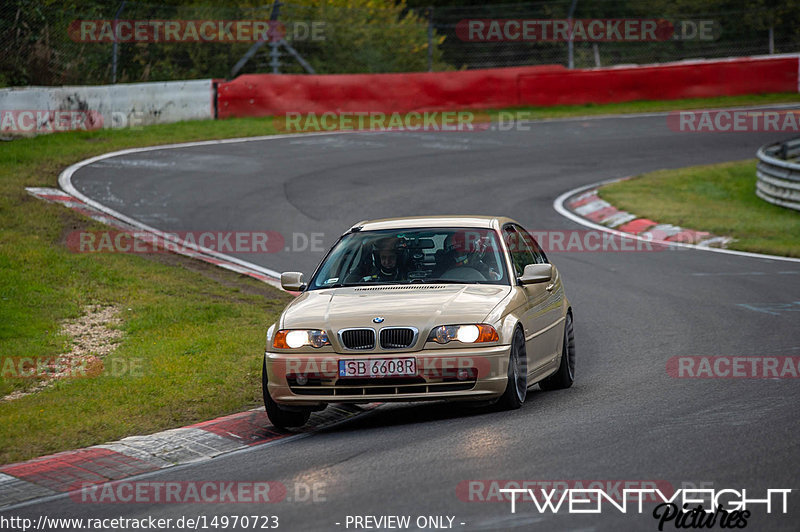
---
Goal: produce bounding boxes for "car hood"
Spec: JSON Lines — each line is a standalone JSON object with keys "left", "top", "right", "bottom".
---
{"left": 281, "top": 284, "right": 511, "bottom": 347}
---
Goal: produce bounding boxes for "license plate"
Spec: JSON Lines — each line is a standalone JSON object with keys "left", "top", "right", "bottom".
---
{"left": 339, "top": 358, "right": 417, "bottom": 378}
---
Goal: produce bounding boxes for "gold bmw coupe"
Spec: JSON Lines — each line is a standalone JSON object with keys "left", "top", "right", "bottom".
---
{"left": 262, "top": 216, "right": 574, "bottom": 428}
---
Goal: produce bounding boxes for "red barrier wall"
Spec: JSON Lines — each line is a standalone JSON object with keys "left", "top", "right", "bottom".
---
{"left": 216, "top": 56, "right": 799, "bottom": 118}
{"left": 516, "top": 57, "right": 799, "bottom": 106}
{"left": 216, "top": 65, "right": 566, "bottom": 117}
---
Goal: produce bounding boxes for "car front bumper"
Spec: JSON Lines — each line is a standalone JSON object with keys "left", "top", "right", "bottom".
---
{"left": 265, "top": 344, "right": 511, "bottom": 406}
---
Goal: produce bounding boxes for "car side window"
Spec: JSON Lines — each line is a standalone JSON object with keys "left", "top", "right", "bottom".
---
{"left": 503, "top": 225, "right": 536, "bottom": 277}
{"left": 514, "top": 224, "right": 548, "bottom": 264}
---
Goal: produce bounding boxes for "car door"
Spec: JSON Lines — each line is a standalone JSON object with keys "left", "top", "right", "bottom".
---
{"left": 516, "top": 224, "right": 565, "bottom": 360}
{"left": 503, "top": 224, "right": 552, "bottom": 372}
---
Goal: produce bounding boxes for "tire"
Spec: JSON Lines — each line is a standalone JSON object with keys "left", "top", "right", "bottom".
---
{"left": 540, "top": 312, "right": 575, "bottom": 391}
{"left": 497, "top": 327, "right": 528, "bottom": 410}
{"left": 262, "top": 358, "right": 311, "bottom": 429}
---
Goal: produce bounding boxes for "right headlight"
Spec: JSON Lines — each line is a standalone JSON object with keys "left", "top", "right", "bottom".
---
{"left": 428, "top": 324, "right": 499, "bottom": 344}
{"left": 272, "top": 329, "right": 330, "bottom": 349}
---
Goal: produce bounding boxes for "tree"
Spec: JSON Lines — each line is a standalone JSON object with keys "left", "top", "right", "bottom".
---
{"left": 273, "top": 0, "right": 449, "bottom": 74}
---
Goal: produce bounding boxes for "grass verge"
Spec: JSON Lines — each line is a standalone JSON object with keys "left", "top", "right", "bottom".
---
{"left": 599, "top": 160, "right": 800, "bottom": 257}
{"left": 1, "top": 92, "right": 799, "bottom": 465}
{"left": 0, "top": 120, "right": 295, "bottom": 465}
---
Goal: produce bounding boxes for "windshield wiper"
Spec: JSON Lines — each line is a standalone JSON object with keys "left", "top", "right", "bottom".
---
{"left": 326, "top": 282, "right": 373, "bottom": 288}
{"left": 323, "top": 279, "right": 482, "bottom": 288}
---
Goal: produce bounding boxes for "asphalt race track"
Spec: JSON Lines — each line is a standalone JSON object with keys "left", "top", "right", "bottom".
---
{"left": 11, "top": 114, "right": 800, "bottom": 530}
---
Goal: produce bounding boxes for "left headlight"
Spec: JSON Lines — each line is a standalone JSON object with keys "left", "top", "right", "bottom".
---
{"left": 273, "top": 329, "right": 331, "bottom": 349}
{"left": 428, "top": 324, "right": 499, "bottom": 344}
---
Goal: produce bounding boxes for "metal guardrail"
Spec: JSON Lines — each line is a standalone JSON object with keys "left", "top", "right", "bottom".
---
{"left": 756, "top": 138, "right": 800, "bottom": 211}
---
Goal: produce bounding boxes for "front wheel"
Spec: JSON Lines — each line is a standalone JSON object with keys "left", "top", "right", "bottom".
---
{"left": 497, "top": 327, "right": 527, "bottom": 410}
{"left": 540, "top": 312, "right": 575, "bottom": 390}
{"left": 262, "top": 359, "right": 311, "bottom": 429}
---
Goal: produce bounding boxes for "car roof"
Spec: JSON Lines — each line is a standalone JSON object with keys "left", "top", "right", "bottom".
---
{"left": 350, "top": 215, "right": 519, "bottom": 232}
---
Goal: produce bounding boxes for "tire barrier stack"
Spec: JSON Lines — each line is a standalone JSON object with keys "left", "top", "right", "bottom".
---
{"left": 756, "top": 137, "right": 800, "bottom": 212}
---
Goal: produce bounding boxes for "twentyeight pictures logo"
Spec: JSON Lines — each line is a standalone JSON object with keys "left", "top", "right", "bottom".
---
{"left": 496, "top": 487, "right": 791, "bottom": 530}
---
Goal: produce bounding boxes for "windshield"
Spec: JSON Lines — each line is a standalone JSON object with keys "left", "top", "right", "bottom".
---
{"left": 308, "top": 227, "right": 509, "bottom": 289}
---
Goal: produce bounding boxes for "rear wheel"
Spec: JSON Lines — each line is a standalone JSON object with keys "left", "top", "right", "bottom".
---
{"left": 262, "top": 359, "right": 311, "bottom": 429}
{"left": 540, "top": 312, "right": 575, "bottom": 390}
{"left": 497, "top": 327, "right": 527, "bottom": 410}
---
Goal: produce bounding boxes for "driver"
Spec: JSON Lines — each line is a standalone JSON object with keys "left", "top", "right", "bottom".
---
{"left": 362, "top": 237, "right": 403, "bottom": 282}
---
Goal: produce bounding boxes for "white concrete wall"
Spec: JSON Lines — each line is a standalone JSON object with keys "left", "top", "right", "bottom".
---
{"left": 0, "top": 80, "right": 213, "bottom": 134}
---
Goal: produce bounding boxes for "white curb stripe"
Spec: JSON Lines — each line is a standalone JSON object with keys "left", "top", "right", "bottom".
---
{"left": 0, "top": 474, "right": 57, "bottom": 508}
{"left": 574, "top": 199, "right": 611, "bottom": 216}
{"left": 0, "top": 403, "right": 381, "bottom": 512}
{"left": 641, "top": 224, "right": 683, "bottom": 239}
{"left": 601, "top": 212, "right": 636, "bottom": 227}
{"left": 697, "top": 236, "right": 735, "bottom": 248}
{"left": 98, "top": 428, "right": 247, "bottom": 467}
{"left": 553, "top": 178, "right": 800, "bottom": 263}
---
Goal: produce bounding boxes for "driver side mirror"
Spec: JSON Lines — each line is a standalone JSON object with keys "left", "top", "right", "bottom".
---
{"left": 519, "top": 263, "right": 552, "bottom": 285}
{"left": 281, "top": 272, "right": 306, "bottom": 291}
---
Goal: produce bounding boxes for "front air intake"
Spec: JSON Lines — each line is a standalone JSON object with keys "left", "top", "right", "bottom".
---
{"left": 339, "top": 328, "right": 375, "bottom": 350}
{"left": 379, "top": 327, "right": 417, "bottom": 349}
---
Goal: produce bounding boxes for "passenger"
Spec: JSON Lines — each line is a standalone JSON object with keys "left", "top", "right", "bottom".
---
{"left": 434, "top": 232, "right": 500, "bottom": 280}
